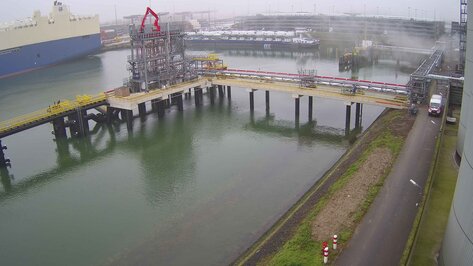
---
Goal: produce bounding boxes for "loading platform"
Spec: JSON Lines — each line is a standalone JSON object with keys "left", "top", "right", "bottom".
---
{"left": 0, "top": 94, "right": 107, "bottom": 139}
{"left": 212, "top": 78, "right": 406, "bottom": 109}
{"left": 106, "top": 70, "right": 408, "bottom": 112}
{"left": 0, "top": 69, "right": 409, "bottom": 168}
{"left": 0, "top": 72, "right": 407, "bottom": 140}
{"left": 107, "top": 78, "right": 211, "bottom": 110}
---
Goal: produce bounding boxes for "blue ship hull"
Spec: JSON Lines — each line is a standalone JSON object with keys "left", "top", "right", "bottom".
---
{"left": 0, "top": 33, "right": 101, "bottom": 78}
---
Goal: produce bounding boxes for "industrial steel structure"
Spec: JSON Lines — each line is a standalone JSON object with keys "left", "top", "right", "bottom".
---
{"left": 459, "top": 0, "right": 468, "bottom": 71}
{"left": 236, "top": 14, "right": 445, "bottom": 42}
{"left": 407, "top": 49, "right": 444, "bottom": 103}
{"left": 126, "top": 7, "right": 196, "bottom": 93}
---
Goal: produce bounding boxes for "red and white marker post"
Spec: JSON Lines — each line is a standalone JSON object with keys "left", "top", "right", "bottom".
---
{"left": 333, "top": 234, "right": 338, "bottom": 250}
{"left": 323, "top": 246, "right": 329, "bottom": 264}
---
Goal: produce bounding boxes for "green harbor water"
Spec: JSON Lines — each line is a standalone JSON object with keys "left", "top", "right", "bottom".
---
{"left": 0, "top": 48, "right": 409, "bottom": 265}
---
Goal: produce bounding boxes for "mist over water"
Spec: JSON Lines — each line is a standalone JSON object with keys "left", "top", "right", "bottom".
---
{"left": 0, "top": 48, "right": 409, "bottom": 265}
{"left": 0, "top": 0, "right": 459, "bottom": 24}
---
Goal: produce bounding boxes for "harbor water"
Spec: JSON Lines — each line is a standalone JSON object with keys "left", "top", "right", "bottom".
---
{"left": 0, "top": 48, "right": 409, "bottom": 265}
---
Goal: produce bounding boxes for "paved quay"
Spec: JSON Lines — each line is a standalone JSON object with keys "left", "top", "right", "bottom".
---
{"left": 335, "top": 106, "right": 442, "bottom": 266}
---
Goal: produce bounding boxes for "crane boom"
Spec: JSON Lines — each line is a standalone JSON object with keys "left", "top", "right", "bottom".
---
{"left": 140, "top": 7, "right": 161, "bottom": 32}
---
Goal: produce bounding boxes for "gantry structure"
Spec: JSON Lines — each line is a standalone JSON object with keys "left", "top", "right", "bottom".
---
{"left": 126, "top": 7, "right": 197, "bottom": 93}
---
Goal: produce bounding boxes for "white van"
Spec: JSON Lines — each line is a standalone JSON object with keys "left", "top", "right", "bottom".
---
{"left": 428, "top": 94, "right": 443, "bottom": 116}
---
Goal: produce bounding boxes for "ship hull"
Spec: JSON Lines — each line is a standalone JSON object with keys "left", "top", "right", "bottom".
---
{"left": 185, "top": 39, "right": 319, "bottom": 50}
{"left": 0, "top": 33, "right": 101, "bottom": 78}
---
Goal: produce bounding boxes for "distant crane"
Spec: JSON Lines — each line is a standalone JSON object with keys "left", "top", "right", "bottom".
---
{"left": 140, "top": 7, "right": 161, "bottom": 32}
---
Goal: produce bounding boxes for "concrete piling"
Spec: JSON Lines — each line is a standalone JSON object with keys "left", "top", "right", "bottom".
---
{"left": 106, "top": 107, "right": 116, "bottom": 123}
{"left": 195, "top": 87, "right": 203, "bottom": 106}
{"left": 67, "top": 113, "right": 80, "bottom": 137}
{"left": 65, "top": 109, "right": 90, "bottom": 137}
{"left": 81, "top": 111, "right": 89, "bottom": 133}
{"left": 345, "top": 104, "right": 352, "bottom": 135}
{"left": 209, "top": 86, "right": 215, "bottom": 104}
{"left": 124, "top": 109, "right": 133, "bottom": 130}
{"left": 52, "top": 117, "right": 67, "bottom": 138}
{"left": 177, "top": 94, "right": 184, "bottom": 111}
{"left": 151, "top": 99, "right": 159, "bottom": 112}
{"left": 218, "top": 85, "right": 224, "bottom": 98}
{"left": 157, "top": 101, "right": 165, "bottom": 118}
{"left": 165, "top": 98, "right": 171, "bottom": 109}
{"left": 227, "top": 86, "right": 232, "bottom": 99}
{"left": 355, "top": 103, "right": 361, "bottom": 128}
{"left": 265, "top": 90, "right": 270, "bottom": 113}
{"left": 308, "top": 96, "right": 313, "bottom": 121}
{"left": 249, "top": 90, "right": 255, "bottom": 111}
{"left": 138, "top": 102, "right": 146, "bottom": 117}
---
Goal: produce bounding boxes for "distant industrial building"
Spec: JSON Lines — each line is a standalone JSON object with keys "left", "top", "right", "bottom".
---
{"left": 235, "top": 13, "right": 445, "bottom": 46}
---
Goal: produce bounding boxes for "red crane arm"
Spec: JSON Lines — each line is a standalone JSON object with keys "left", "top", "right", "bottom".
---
{"left": 140, "top": 7, "right": 161, "bottom": 32}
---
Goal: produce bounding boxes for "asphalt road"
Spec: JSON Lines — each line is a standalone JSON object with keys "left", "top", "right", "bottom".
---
{"left": 335, "top": 106, "right": 442, "bottom": 266}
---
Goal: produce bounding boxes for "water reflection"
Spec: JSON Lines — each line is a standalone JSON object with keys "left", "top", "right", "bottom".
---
{"left": 218, "top": 48, "right": 319, "bottom": 59}
{"left": 246, "top": 114, "right": 352, "bottom": 146}
{"left": 0, "top": 128, "right": 116, "bottom": 199}
{"left": 0, "top": 167, "right": 13, "bottom": 192}
{"left": 189, "top": 43, "right": 357, "bottom": 61}
{"left": 138, "top": 113, "right": 195, "bottom": 205}
{"left": 0, "top": 101, "right": 208, "bottom": 205}
{"left": 0, "top": 47, "right": 403, "bottom": 266}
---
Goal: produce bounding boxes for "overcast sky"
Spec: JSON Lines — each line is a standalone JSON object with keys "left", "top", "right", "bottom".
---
{"left": 0, "top": 0, "right": 460, "bottom": 23}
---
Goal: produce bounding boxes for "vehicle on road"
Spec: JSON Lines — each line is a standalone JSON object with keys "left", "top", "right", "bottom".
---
{"left": 409, "top": 103, "right": 418, "bottom": 115}
{"left": 428, "top": 94, "right": 443, "bottom": 116}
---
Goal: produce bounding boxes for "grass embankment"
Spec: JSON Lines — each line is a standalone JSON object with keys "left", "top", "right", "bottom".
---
{"left": 260, "top": 110, "right": 407, "bottom": 265}
{"left": 405, "top": 109, "right": 459, "bottom": 265}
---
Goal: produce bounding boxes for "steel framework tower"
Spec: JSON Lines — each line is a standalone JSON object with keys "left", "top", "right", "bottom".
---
{"left": 126, "top": 8, "right": 196, "bottom": 92}
{"left": 460, "top": 0, "right": 468, "bottom": 71}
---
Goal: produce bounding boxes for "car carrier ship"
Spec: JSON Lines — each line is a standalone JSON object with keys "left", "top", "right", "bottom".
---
{"left": 0, "top": 2, "right": 101, "bottom": 78}
{"left": 185, "top": 30, "right": 319, "bottom": 50}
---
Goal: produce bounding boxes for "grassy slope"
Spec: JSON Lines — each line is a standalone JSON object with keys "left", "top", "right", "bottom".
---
{"left": 408, "top": 114, "right": 459, "bottom": 265}
{"left": 261, "top": 110, "right": 405, "bottom": 266}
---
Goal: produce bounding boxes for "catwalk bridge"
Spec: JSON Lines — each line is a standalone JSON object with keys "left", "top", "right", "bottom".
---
{"left": 0, "top": 70, "right": 409, "bottom": 167}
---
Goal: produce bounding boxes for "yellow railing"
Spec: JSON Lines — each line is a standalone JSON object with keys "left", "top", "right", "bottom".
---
{"left": 192, "top": 53, "right": 221, "bottom": 61}
{"left": 0, "top": 93, "right": 106, "bottom": 134}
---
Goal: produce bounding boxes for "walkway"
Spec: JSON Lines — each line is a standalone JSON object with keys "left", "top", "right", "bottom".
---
{"left": 211, "top": 77, "right": 407, "bottom": 109}
{"left": 335, "top": 106, "right": 442, "bottom": 266}
{"left": 0, "top": 94, "right": 106, "bottom": 138}
{"left": 107, "top": 75, "right": 408, "bottom": 111}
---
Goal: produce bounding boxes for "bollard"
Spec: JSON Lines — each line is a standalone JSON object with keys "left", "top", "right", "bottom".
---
{"left": 323, "top": 246, "right": 329, "bottom": 264}
{"left": 321, "top": 242, "right": 328, "bottom": 263}
{"left": 322, "top": 241, "right": 328, "bottom": 249}
{"left": 333, "top": 235, "right": 338, "bottom": 250}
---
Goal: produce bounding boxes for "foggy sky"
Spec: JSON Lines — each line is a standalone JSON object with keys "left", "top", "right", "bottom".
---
{"left": 0, "top": 0, "right": 460, "bottom": 24}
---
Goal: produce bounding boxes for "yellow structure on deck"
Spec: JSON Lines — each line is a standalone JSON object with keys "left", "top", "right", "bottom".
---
{"left": 0, "top": 93, "right": 106, "bottom": 135}
{"left": 192, "top": 54, "right": 227, "bottom": 70}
